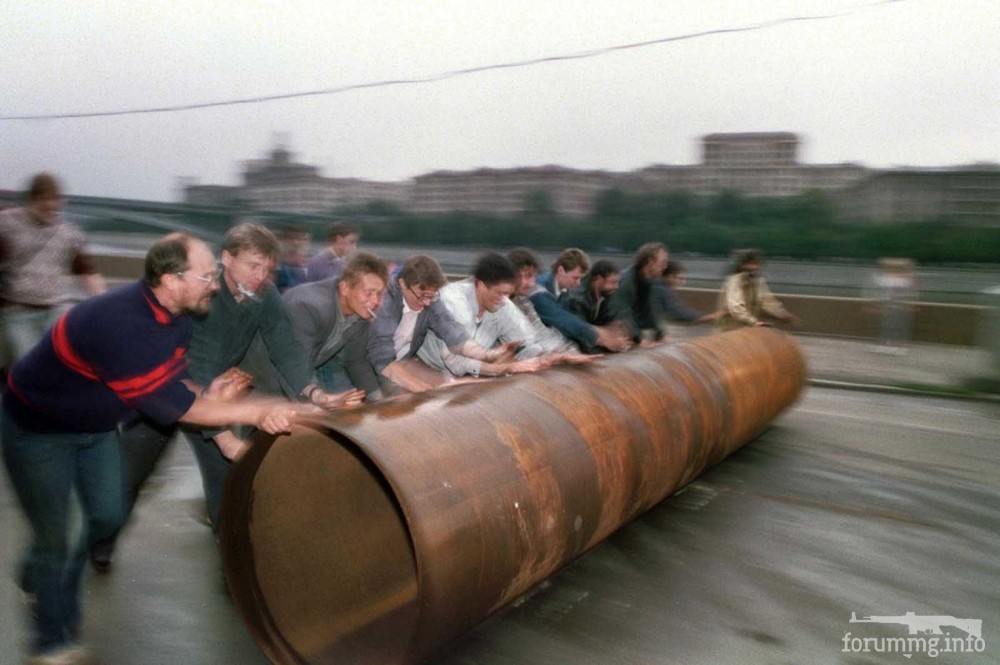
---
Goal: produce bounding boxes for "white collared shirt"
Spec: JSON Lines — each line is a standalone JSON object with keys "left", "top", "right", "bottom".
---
{"left": 417, "top": 279, "right": 545, "bottom": 376}
{"left": 393, "top": 298, "right": 421, "bottom": 360}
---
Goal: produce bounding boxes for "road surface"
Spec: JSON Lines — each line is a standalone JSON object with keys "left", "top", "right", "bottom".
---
{"left": 1, "top": 388, "right": 997, "bottom": 664}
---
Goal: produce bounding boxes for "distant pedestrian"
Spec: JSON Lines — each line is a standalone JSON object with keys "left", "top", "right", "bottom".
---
{"left": 0, "top": 173, "right": 106, "bottom": 366}
{"left": 273, "top": 225, "right": 311, "bottom": 292}
{"left": 869, "top": 257, "right": 917, "bottom": 354}
{"left": 716, "top": 249, "right": 798, "bottom": 330}
{"left": 305, "top": 221, "right": 358, "bottom": 283}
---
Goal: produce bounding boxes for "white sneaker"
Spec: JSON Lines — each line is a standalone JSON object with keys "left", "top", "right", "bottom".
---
{"left": 26, "top": 644, "right": 98, "bottom": 665}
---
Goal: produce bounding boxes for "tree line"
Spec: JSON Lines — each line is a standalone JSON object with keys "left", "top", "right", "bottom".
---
{"left": 348, "top": 189, "right": 1000, "bottom": 264}
{"left": 81, "top": 188, "right": 999, "bottom": 264}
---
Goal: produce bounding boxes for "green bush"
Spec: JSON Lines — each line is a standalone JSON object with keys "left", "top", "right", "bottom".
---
{"left": 342, "top": 190, "right": 998, "bottom": 264}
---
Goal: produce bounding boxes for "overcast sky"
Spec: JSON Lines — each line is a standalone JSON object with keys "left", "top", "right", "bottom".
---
{"left": 1, "top": 0, "right": 998, "bottom": 201}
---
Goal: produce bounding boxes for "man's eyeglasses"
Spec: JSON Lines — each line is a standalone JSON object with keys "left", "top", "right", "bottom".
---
{"left": 177, "top": 266, "right": 223, "bottom": 284}
{"left": 407, "top": 284, "right": 439, "bottom": 305}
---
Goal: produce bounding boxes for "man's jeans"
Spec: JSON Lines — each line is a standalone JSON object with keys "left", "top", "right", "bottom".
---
{"left": 184, "top": 429, "right": 231, "bottom": 531}
{"left": 1, "top": 411, "right": 125, "bottom": 654}
{"left": 1, "top": 304, "right": 67, "bottom": 365}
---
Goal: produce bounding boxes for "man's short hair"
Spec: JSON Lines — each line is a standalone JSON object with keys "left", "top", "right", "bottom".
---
{"left": 398, "top": 255, "right": 446, "bottom": 289}
{"left": 508, "top": 248, "right": 541, "bottom": 273}
{"left": 327, "top": 221, "right": 359, "bottom": 242}
{"left": 278, "top": 224, "right": 309, "bottom": 240}
{"left": 663, "top": 260, "right": 684, "bottom": 278}
{"left": 341, "top": 251, "right": 388, "bottom": 287}
{"left": 222, "top": 223, "right": 280, "bottom": 261}
{"left": 145, "top": 233, "right": 194, "bottom": 287}
{"left": 553, "top": 248, "right": 590, "bottom": 274}
{"left": 472, "top": 252, "right": 517, "bottom": 287}
{"left": 732, "top": 248, "right": 762, "bottom": 273}
{"left": 634, "top": 242, "right": 667, "bottom": 271}
{"left": 589, "top": 259, "right": 619, "bottom": 280}
{"left": 27, "top": 172, "right": 61, "bottom": 202}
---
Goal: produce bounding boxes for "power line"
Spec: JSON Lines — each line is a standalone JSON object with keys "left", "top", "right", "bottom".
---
{"left": 2, "top": 0, "right": 905, "bottom": 122}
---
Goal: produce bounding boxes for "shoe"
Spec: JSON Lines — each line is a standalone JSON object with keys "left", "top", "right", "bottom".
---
{"left": 26, "top": 644, "right": 98, "bottom": 665}
{"left": 88, "top": 545, "right": 113, "bottom": 574}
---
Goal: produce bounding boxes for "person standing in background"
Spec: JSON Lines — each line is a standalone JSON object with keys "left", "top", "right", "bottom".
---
{"left": 305, "top": 221, "right": 358, "bottom": 283}
{"left": 869, "top": 257, "right": 917, "bottom": 355}
{"left": 273, "top": 225, "right": 311, "bottom": 293}
{"left": 0, "top": 173, "right": 106, "bottom": 366}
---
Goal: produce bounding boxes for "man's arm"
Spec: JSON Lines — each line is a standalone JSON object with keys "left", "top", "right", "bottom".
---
{"left": 419, "top": 329, "right": 483, "bottom": 377}
{"left": 269, "top": 286, "right": 322, "bottom": 396}
{"left": 70, "top": 250, "right": 106, "bottom": 295}
{"left": 529, "top": 291, "right": 599, "bottom": 349}
{"left": 342, "top": 327, "right": 382, "bottom": 397}
{"left": 657, "top": 283, "right": 702, "bottom": 323}
{"left": 180, "top": 395, "right": 299, "bottom": 434}
{"left": 426, "top": 300, "right": 471, "bottom": 351}
{"left": 757, "top": 278, "right": 793, "bottom": 321}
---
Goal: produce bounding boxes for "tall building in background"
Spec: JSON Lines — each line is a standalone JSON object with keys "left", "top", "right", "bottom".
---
{"left": 836, "top": 165, "right": 1000, "bottom": 225}
{"left": 628, "top": 132, "right": 868, "bottom": 198}
{"left": 409, "top": 166, "right": 618, "bottom": 218}
{"left": 183, "top": 143, "right": 411, "bottom": 213}
{"left": 181, "top": 134, "right": 999, "bottom": 224}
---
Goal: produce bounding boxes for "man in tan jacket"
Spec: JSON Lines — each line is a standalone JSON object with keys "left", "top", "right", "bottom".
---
{"left": 717, "top": 249, "right": 798, "bottom": 331}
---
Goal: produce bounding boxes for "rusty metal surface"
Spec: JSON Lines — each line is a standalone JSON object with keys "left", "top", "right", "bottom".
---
{"left": 220, "top": 327, "right": 806, "bottom": 665}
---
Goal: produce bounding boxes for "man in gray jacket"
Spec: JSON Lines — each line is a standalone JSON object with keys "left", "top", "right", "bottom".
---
{"left": 367, "top": 255, "right": 518, "bottom": 394}
{"left": 282, "top": 252, "right": 388, "bottom": 397}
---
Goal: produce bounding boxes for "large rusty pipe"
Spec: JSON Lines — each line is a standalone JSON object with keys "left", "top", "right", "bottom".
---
{"left": 220, "top": 327, "right": 806, "bottom": 665}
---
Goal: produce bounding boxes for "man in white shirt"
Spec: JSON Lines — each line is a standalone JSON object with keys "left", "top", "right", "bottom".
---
{"left": 367, "top": 255, "right": 519, "bottom": 394}
{"left": 418, "top": 253, "right": 558, "bottom": 378}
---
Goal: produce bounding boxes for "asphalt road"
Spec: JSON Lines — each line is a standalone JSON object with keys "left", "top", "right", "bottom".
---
{"left": 2, "top": 388, "right": 998, "bottom": 664}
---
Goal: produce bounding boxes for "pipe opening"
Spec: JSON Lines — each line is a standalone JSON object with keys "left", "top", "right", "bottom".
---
{"left": 246, "top": 428, "right": 420, "bottom": 665}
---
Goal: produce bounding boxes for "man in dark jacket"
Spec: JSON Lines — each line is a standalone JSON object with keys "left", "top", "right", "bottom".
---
{"left": 564, "top": 259, "right": 620, "bottom": 326}
{"left": 608, "top": 242, "right": 671, "bottom": 342}
{"left": 515, "top": 250, "right": 629, "bottom": 353}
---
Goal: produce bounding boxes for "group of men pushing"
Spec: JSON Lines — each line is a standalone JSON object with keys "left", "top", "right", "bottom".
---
{"left": 3, "top": 192, "right": 795, "bottom": 663}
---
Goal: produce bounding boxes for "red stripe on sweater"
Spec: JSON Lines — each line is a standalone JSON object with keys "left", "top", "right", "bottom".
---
{"left": 106, "top": 347, "right": 186, "bottom": 395}
{"left": 51, "top": 314, "right": 99, "bottom": 380}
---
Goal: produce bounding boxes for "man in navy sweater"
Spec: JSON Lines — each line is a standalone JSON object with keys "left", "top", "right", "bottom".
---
{"left": 2, "top": 233, "right": 300, "bottom": 665}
